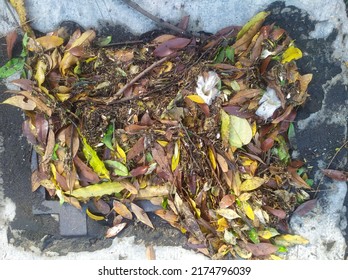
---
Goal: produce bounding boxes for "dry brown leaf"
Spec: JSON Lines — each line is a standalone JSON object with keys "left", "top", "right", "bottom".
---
{"left": 127, "top": 136, "right": 145, "bottom": 161}
{"left": 293, "top": 199, "right": 317, "bottom": 217}
{"left": 113, "top": 200, "right": 133, "bottom": 220}
{"left": 2, "top": 95, "right": 36, "bottom": 111}
{"left": 73, "top": 156, "right": 100, "bottom": 184}
{"left": 146, "top": 245, "right": 156, "bottom": 260}
{"left": 36, "top": 35, "right": 64, "bottom": 50}
{"left": 245, "top": 242, "right": 278, "bottom": 257}
{"left": 131, "top": 203, "right": 154, "bottom": 229}
{"left": 6, "top": 30, "right": 17, "bottom": 59}
{"left": 321, "top": 169, "right": 348, "bottom": 182}
{"left": 105, "top": 222, "right": 127, "bottom": 238}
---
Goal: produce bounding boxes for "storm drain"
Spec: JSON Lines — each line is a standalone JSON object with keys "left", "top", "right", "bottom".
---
{"left": 31, "top": 151, "right": 88, "bottom": 236}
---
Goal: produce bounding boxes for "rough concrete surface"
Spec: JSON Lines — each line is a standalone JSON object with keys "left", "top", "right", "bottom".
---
{"left": 0, "top": 0, "right": 347, "bottom": 260}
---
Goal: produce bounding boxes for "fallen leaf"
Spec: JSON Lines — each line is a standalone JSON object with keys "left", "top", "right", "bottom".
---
{"left": 274, "top": 234, "right": 309, "bottom": 247}
{"left": 236, "top": 11, "right": 270, "bottom": 40}
{"left": 185, "top": 95, "right": 205, "bottom": 104}
{"left": 131, "top": 203, "right": 154, "bottom": 229}
{"left": 0, "top": 57, "right": 25, "bottom": 79}
{"left": 245, "top": 242, "right": 278, "bottom": 256}
{"left": 6, "top": 30, "right": 17, "bottom": 59}
{"left": 81, "top": 134, "right": 110, "bottom": 180}
{"left": 127, "top": 136, "right": 145, "bottom": 161}
{"left": 105, "top": 222, "right": 127, "bottom": 238}
{"left": 216, "top": 153, "right": 229, "bottom": 173}
{"left": 67, "top": 181, "right": 125, "bottom": 200}
{"left": 241, "top": 201, "right": 254, "bottom": 220}
{"left": 208, "top": 146, "right": 217, "bottom": 170}
{"left": 73, "top": 156, "right": 100, "bottom": 184}
{"left": 258, "top": 228, "right": 280, "bottom": 239}
{"left": 2, "top": 95, "right": 36, "bottom": 111}
{"left": 216, "top": 208, "right": 240, "bottom": 220}
{"left": 240, "top": 177, "right": 265, "bottom": 191}
{"left": 154, "top": 209, "right": 179, "bottom": 227}
{"left": 105, "top": 160, "right": 129, "bottom": 177}
{"left": 228, "top": 115, "right": 253, "bottom": 148}
{"left": 281, "top": 46, "right": 302, "bottom": 64}
{"left": 36, "top": 35, "right": 64, "bottom": 50}
{"left": 86, "top": 208, "right": 105, "bottom": 221}
{"left": 146, "top": 245, "right": 156, "bottom": 260}
{"left": 263, "top": 205, "right": 287, "bottom": 219}
{"left": 219, "top": 194, "right": 236, "bottom": 208}
{"left": 154, "top": 37, "right": 191, "bottom": 57}
{"left": 171, "top": 140, "right": 180, "bottom": 171}
{"left": 293, "top": 199, "right": 317, "bottom": 217}
{"left": 113, "top": 200, "right": 133, "bottom": 220}
{"left": 321, "top": 169, "right": 348, "bottom": 181}
{"left": 93, "top": 198, "right": 111, "bottom": 215}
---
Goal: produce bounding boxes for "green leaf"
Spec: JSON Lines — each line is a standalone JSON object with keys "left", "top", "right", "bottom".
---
{"left": 102, "top": 123, "right": 114, "bottom": 151}
{"left": 214, "top": 47, "right": 225, "bottom": 63}
{"left": 229, "top": 115, "right": 253, "bottom": 148}
{"left": 0, "top": 57, "right": 25, "bottom": 79}
{"left": 96, "top": 35, "right": 112, "bottom": 47}
{"left": 225, "top": 46, "right": 235, "bottom": 63}
{"left": 236, "top": 11, "right": 270, "bottom": 40}
{"left": 67, "top": 181, "right": 125, "bottom": 200}
{"left": 105, "top": 160, "right": 129, "bottom": 177}
{"left": 248, "top": 228, "right": 260, "bottom": 244}
{"left": 273, "top": 135, "right": 290, "bottom": 164}
{"left": 81, "top": 135, "right": 110, "bottom": 180}
{"left": 51, "top": 143, "right": 59, "bottom": 160}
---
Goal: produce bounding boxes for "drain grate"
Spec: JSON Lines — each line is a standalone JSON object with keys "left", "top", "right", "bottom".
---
{"left": 31, "top": 151, "right": 88, "bottom": 236}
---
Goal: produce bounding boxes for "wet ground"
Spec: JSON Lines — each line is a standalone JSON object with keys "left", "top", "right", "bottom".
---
{"left": 0, "top": 1, "right": 347, "bottom": 259}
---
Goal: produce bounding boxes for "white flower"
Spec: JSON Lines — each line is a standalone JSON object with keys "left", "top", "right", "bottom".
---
{"left": 195, "top": 71, "right": 221, "bottom": 105}
{"left": 255, "top": 87, "right": 282, "bottom": 120}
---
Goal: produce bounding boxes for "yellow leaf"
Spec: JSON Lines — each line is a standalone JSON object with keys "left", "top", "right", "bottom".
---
{"left": 35, "top": 59, "right": 47, "bottom": 89}
{"left": 220, "top": 109, "right": 230, "bottom": 147}
{"left": 208, "top": 146, "right": 217, "bottom": 170}
{"left": 188, "top": 197, "right": 201, "bottom": 218}
{"left": 56, "top": 93, "right": 70, "bottom": 101}
{"left": 186, "top": 95, "right": 206, "bottom": 104}
{"left": 270, "top": 254, "right": 283, "bottom": 260}
{"left": 281, "top": 46, "right": 303, "bottom": 64}
{"left": 171, "top": 140, "right": 180, "bottom": 171}
{"left": 274, "top": 234, "right": 309, "bottom": 247}
{"left": 116, "top": 142, "right": 127, "bottom": 164}
{"left": 216, "top": 153, "right": 228, "bottom": 173}
{"left": 86, "top": 208, "right": 105, "bottom": 221}
{"left": 158, "top": 61, "right": 173, "bottom": 75}
{"left": 242, "top": 201, "right": 254, "bottom": 220}
{"left": 229, "top": 115, "right": 252, "bottom": 148}
{"left": 67, "top": 181, "right": 125, "bottom": 200}
{"left": 156, "top": 140, "right": 168, "bottom": 147}
{"left": 81, "top": 135, "right": 110, "bottom": 180}
{"left": 60, "top": 52, "right": 78, "bottom": 76}
{"left": 67, "top": 29, "right": 96, "bottom": 51}
{"left": 216, "top": 217, "right": 229, "bottom": 232}
{"left": 2, "top": 95, "right": 36, "bottom": 111}
{"left": 240, "top": 177, "right": 265, "bottom": 191}
{"left": 236, "top": 11, "right": 270, "bottom": 40}
{"left": 36, "top": 35, "right": 64, "bottom": 50}
{"left": 251, "top": 121, "right": 257, "bottom": 136}
{"left": 258, "top": 228, "right": 280, "bottom": 239}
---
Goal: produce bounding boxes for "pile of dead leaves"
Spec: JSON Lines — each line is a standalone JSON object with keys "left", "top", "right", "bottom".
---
{"left": 1, "top": 11, "right": 315, "bottom": 259}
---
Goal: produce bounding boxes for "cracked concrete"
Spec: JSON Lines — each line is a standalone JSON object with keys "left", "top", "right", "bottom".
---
{"left": 0, "top": 0, "right": 347, "bottom": 260}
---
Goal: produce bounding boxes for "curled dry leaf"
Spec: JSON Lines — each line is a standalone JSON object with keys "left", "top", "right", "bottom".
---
{"left": 6, "top": 30, "right": 17, "bottom": 59}
{"left": 105, "top": 222, "right": 127, "bottom": 238}
{"left": 154, "top": 37, "right": 191, "bottom": 57}
{"left": 131, "top": 202, "right": 154, "bottom": 229}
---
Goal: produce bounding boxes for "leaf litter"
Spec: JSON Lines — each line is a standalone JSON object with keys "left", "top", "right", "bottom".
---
{"left": 0, "top": 10, "right": 317, "bottom": 259}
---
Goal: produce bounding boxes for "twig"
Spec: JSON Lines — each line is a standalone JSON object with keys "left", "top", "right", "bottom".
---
{"left": 103, "top": 40, "right": 144, "bottom": 47}
{"left": 314, "top": 139, "right": 348, "bottom": 197}
{"left": 121, "top": 0, "right": 191, "bottom": 37}
{"left": 105, "top": 55, "right": 169, "bottom": 105}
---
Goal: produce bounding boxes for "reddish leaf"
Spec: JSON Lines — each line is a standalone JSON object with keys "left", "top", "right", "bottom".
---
{"left": 6, "top": 30, "right": 17, "bottom": 59}
{"left": 223, "top": 106, "right": 254, "bottom": 118}
{"left": 260, "top": 56, "right": 272, "bottom": 75}
{"left": 11, "top": 79, "right": 33, "bottom": 91}
{"left": 55, "top": 171, "right": 69, "bottom": 191}
{"left": 290, "top": 160, "right": 305, "bottom": 168}
{"left": 140, "top": 112, "right": 154, "bottom": 126}
{"left": 73, "top": 156, "right": 100, "bottom": 184}
{"left": 321, "top": 169, "right": 348, "bottom": 181}
{"left": 35, "top": 114, "right": 49, "bottom": 145}
{"left": 219, "top": 194, "right": 236, "bottom": 208}
{"left": 124, "top": 124, "right": 148, "bottom": 133}
{"left": 130, "top": 166, "right": 149, "bottom": 177}
{"left": 293, "top": 199, "right": 317, "bottom": 217}
{"left": 152, "top": 143, "right": 173, "bottom": 181}
{"left": 178, "top": 15, "right": 190, "bottom": 30}
{"left": 288, "top": 167, "right": 311, "bottom": 189}
{"left": 22, "top": 119, "right": 37, "bottom": 146}
{"left": 245, "top": 242, "right": 278, "bottom": 256}
{"left": 126, "top": 136, "right": 145, "bottom": 161}
{"left": 261, "top": 137, "right": 274, "bottom": 152}
{"left": 154, "top": 38, "right": 191, "bottom": 57}
{"left": 152, "top": 34, "right": 176, "bottom": 44}
{"left": 263, "top": 205, "right": 287, "bottom": 219}
{"left": 93, "top": 198, "right": 111, "bottom": 215}
{"left": 228, "top": 89, "right": 262, "bottom": 105}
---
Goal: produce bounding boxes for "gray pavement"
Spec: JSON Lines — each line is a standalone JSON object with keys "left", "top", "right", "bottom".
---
{"left": 0, "top": 0, "right": 347, "bottom": 260}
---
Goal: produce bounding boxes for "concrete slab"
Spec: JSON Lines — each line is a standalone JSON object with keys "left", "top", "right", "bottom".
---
{"left": 0, "top": 0, "right": 347, "bottom": 260}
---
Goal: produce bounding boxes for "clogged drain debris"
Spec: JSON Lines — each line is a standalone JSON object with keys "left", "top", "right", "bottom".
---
{"left": 1, "top": 11, "right": 314, "bottom": 259}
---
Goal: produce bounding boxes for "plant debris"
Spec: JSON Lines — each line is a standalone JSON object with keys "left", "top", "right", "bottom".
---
{"left": 1, "top": 11, "right": 316, "bottom": 259}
